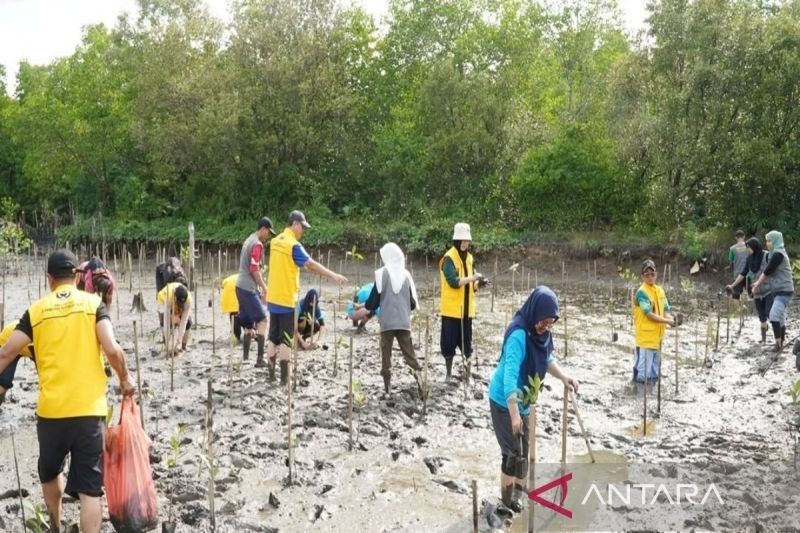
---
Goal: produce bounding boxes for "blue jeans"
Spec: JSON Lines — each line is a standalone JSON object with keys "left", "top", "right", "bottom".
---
{"left": 633, "top": 348, "right": 660, "bottom": 382}
{"left": 769, "top": 293, "right": 792, "bottom": 326}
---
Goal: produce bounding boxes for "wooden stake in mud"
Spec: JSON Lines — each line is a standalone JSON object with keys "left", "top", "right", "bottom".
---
{"left": 491, "top": 256, "right": 498, "bottom": 312}
{"left": 471, "top": 479, "right": 478, "bottom": 533}
{"left": 133, "top": 321, "right": 145, "bottom": 430}
{"left": 423, "top": 315, "right": 430, "bottom": 416}
{"left": 657, "top": 340, "right": 662, "bottom": 414}
{"left": 2, "top": 265, "right": 6, "bottom": 329}
{"left": 348, "top": 335, "right": 354, "bottom": 451}
{"left": 715, "top": 293, "right": 721, "bottom": 351}
{"left": 562, "top": 295, "right": 568, "bottom": 360}
{"left": 211, "top": 289, "right": 216, "bottom": 357}
{"left": 561, "top": 382, "right": 568, "bottom": 465}
{"left": 643, "top": 350, "right": 648, "bottom": 437}
{"left": 527, "top": 406, "right": 537, "bottom": 533}
{"left": 570, "top": 391, "right": 595, "bottom": 462}
{"left": 461, "top": 304, "right": 468, "bottom": 401}
{"left": 287, "top": 335, "right": 296, "bottom": 484}
{"left": 189, "top": 222, "right": 197, "bottom": 327}
{"left": 206, "top": 376, "right": 216, "bottom": 532}
{"left": 674, "top": 321, "right": 679, "bottom": 394}
{"left": 332, "top": 302, "right": 338, "bottom": 377}
{"left": 11, "top": 431, "right": 27, "bottom": 532}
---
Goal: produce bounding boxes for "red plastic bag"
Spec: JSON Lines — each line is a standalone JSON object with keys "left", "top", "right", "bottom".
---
{"left": 104, "top": 397, "right": 159, "bottom": 532}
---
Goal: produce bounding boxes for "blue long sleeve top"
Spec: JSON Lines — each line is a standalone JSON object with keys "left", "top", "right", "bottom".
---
{"left": 488, "top": 329, "right": 554, "bottom": 416}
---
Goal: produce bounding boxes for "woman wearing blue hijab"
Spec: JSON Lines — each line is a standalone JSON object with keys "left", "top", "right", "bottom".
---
{"left": 488, "top": 286, "right": 578, "bottom": 513}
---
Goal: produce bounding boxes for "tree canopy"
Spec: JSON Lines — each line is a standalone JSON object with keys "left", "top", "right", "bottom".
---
{"left": 1, "top": 0, "right": 799, "bottom": 248}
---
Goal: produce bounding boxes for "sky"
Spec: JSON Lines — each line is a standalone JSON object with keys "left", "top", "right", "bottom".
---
{"left": 0, "top": 0, "right": 648, "bottom": 96}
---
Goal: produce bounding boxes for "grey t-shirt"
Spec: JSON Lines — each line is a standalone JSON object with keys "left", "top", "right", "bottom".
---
{"left": 236, "top": 233, "right": 263, "bottom": 294}
{"left": 729, "top": 242, "right": 748, "bottom": 278}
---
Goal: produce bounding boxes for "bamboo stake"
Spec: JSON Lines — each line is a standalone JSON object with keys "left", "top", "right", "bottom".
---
{"left": 674, "top": 322, "right": 679, "bottom": 394}
{"left": 471, "top": 479, "right": 478, "bottom": 533}
{"left": 491, "top": 256, "right": 497, "bottom": 312}
{"left": 570, "top": 391, "right": 595, "bottom": 462}
{"left": 348, "top": 336, "right": 354, "bottom": 451}
{"left": 287, "top": 335, "right": 296, "bottom": 484}
{"left": 657, "top": 340, "right": 662, "bottom": 414}
{"left": 643, "top": 350, "right": 648, "bottom": 437}
{"left": 332, "top": 301, "right": 338, "bottom": 377}
{"left": 206, "top": 376, "right": 216, "bottom": 531}
{"left": 11, "top": 431, "right": 26, "bottom": 531}
{"left": 563, "top": 295, "right": 568, "bottom": 360}
{"left": 461, "top": 304, "right": 468, "bottom": 401}
{"left": 423, "top": 315, "right": 429, "bottom": 416}
{"left": 527, "top": 406, "right": 536, "bottom": 533}
{"left": 561, "top": 383, "right": 568, "bottom": 465}
{"left": 133, "top": 321, "right": 145, "bottom": 430}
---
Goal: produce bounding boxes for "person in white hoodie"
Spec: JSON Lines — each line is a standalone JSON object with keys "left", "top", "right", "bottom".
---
{"left": 364, "top": 243, "right": 424, "bottom": 396}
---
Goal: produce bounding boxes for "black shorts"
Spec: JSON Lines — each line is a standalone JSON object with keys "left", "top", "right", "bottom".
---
{"left": 440, "top": 316, "right": 473, "bottom": 358}
{"left": 755, "top": 297, "right": 770, "bottom": 323}
{"left": 268, "top": 311, "right": 295, "bottom": 346}
{"left": 37, "top": 416, "right": 105, "bottom": 497}
{"left": 490, "top": 401, "right": 529, "bottom": 477}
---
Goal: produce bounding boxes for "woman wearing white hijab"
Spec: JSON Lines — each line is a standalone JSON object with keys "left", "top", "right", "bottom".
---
{"left": 364, "top": 243, "right": 424, "bottom": 396}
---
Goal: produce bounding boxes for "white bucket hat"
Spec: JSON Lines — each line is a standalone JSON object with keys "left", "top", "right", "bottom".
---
{"left": 452, "top": 222, "right": 472, "bottom": 241}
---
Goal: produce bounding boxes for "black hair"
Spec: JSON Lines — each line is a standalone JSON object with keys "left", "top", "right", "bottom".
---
{"left": 735, "top": 229, "right": 746, "bottom": 238}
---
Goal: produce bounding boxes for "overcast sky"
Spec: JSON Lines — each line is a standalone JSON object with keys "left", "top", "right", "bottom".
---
{"left": 0, "top": 0, "right": 648, "bottom": 96}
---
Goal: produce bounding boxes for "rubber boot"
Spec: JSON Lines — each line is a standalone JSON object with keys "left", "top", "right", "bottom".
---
{"left": 280, "top": 361, "right": 289, "bottom": 386}
{"left": 761, "top": 325, "right": 768, "bottom": 344}
{"left": 242, "top": 334, "right": 251, "bottom": 361}
{"left": 501, "top": 484, "right": 523, "bottom": 513}
{"left": 254, "top": 335, "right": 267, "bottom": 368}
{"left": 268, "top": 357, "right": 276, "bottom": 382}
{"left": 383, "top": 375, "right": 391, "bottom": 395}
{"left": 445, "top": 357, "right": 453, "bottom": 381}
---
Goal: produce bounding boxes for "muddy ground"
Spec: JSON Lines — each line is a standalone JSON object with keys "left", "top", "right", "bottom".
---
{"left": 1, "top": 253, "right": 799, "bottom": 532}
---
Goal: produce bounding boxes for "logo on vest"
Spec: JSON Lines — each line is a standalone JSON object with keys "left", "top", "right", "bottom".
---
{"left": 56, "top": 289, "right": 71, "bottom": 300}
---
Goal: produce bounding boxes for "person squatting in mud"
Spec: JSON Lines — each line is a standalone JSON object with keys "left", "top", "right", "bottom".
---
{"left": 727, "top": 237, "right": 770, "bottom": 342}
{"left": 439, "top": 222, "right": 488, "bottom": 381}
{"left": 296, "top": 289, "right": 325, "bottom": 350}
{"left": 347, "top": 282, "right": 380, "bottom": 332}
{"left": 157, "top": 282, "right": 192, "bottom": 357}
{"left": 632, "top": 259, "right": 677, "bottom": 382}
{"left": 751, "top": 230, "right": 795, "bottom": 351}
{"left": 364, "top": 242, "right": 425, "bottom": 396}
{"left": 488, "top": 286, "right": 578, "bottom": 513}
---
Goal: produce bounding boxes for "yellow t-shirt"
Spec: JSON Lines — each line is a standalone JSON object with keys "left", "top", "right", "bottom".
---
{"left": 0, "top": 320, "right": 33, "bottom": 358}
{"left": 220, "top": 274, "right": 238, "bottom": 314}
{"left": 157, "top": 282, "right": 192, "bottom": 314}
{"left": 26, "top": 284, "right": 107, "bottom": 418}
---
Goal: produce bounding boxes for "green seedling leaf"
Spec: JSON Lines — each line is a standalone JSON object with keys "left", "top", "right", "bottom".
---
{"left": 517, "top": 374, "right": 542, "bottom": 407}
{"left": 788, "top": 379, "right": 800, "bottom": 404}
{"left": 282, "top": 330, "right": 295, "bottom": 348}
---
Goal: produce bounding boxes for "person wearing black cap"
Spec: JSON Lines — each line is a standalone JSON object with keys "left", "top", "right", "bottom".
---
{"left": 157, "top": 281, "right": 192, "bottom": 356}
{"left": 235, "top": 216, "right": 277, "bottom": 369}
{"left": 632, "top": 259, "right": 676, "bottom": 382}
{"left": 0, "top": 249, "right": 134, "bottom": 533}
{"left": 266, "top": 210, "right": 348, "bottom": 385}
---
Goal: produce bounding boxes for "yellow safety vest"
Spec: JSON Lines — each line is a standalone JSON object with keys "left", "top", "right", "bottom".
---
{"left": 439, "top": 247, "right": 476, "bottom": 318}
{"left": 220, "top": 274, "right": 238, "bottom": 314}
{"left": 268, "top": 228, "right": 301, "bottom": 308}
{"left": 633, "top": 282, "right": 667, "bottom": 350}
{"left": 28, "top": 284, "right": 107, "bottom": 418}
{"left": 0, "top": 320, "right": 33, "bottom": 358}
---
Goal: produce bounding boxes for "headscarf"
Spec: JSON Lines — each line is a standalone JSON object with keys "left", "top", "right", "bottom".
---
{"left": 501, "top": 286, "right": 560, "bottom": 382}
{"left": 375, "top": 242, "right": 419, "bottom": 303}
{"left": 745, "top": 237, "right": 764, "bottom": 274}
{"left": 766, "top": 230, "right": 785, "bottom": 254}
{"left": 299, "top": 289, "right": 320, "bottom": 319}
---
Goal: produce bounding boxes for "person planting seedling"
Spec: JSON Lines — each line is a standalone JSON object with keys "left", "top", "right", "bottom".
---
{"left": 488, "top": 286, "right": 578, "bottom": 514}
{"left": 751, "top": 230, "right": 795, "bottom": 352}
{"left": 727, "top": 237, "right": 770, "bottom": 343}
{"left": 295, "top": 289, "right": 325, "bottom": 349}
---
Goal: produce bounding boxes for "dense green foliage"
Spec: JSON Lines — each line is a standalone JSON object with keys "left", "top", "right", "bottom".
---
{"left": 1, "top": 0, "right": 800, "bottom": 251}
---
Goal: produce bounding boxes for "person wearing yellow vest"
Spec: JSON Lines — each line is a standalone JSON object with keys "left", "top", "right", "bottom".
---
{"left": 0, "top": 320, "right": 34, "bottom": 407}
{"left": 632, "top": 259, "right": 676, "bottom": 382}
{"left": 221, "top": 273, "right": 243, "bottom": 341}
{"left": 157, "top": 282, "right": 192, "bottom": 357}
{"left": 266, "top": 210, "right": 348, "bottom": 385}
{"left": 439, "top": 223, "right": 487, "bottom": 380}
{"left": 0, "top": 249, "right": 134, "bottom": 533}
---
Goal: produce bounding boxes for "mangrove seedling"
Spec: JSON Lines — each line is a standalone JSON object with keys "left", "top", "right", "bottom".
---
{"left": 517, "top": 374, "right": 543, "bottom": 408}
{"left": 166, "top": 424, "right": 187, "bottom": 527}
{"left": 788, "top": 379, "right": 800, "bottom": 404}
{"left": 24, "top": 502, "right": 48, "bottom": 533}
